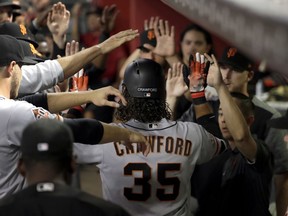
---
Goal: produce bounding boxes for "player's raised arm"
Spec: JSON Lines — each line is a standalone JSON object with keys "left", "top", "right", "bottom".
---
{"left": 205, "top": 53, "right": 257, "bottom": 161}
{"left": 57, "top": 29, "right": 139, "bottom": 80}
{"left": 63, "top": 118, "right": 150, "bottom": 157}
{"left": 46, "top": 86, "right": 127, "bottom": 113}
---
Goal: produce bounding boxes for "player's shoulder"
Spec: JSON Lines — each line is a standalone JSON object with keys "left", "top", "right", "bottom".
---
{"left": 252, "top": 96, "right": 281, "bottom": 118}
{"left": 77, "top": 191, "right": 130, "bottom": 215}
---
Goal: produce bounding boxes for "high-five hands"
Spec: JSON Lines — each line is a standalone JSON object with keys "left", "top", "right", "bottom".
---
{"left": 204, "top": 53, "right": 224, "bottom": 90}
{"left": 188, "top": 52, "right": 210, "bottom": 93}
{"left": 188, "top": 52, "right": 210, "bottom": 104}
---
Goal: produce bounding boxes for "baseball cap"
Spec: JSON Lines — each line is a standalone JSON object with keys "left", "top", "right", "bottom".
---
{"left": 20, "top": 119, "right": 74, "bottom": 160}
{"left": 219, "top": 47, "right": 252, "bottom": 72}
{"left": 138, "top": 29, "right": 157, "bottom": 51}
{"left": 0, "top": 22, "right": 38, "bottom": 47}
{"left": 268, "top": 110, "right": 288, "bottom": 129}
{"left": 0, "top": 34, "right": 38, "bottom": 66}
{"left": 18, "top": 40, "right": 44, "bottom": 63}
{"left": 0, "top": 0, "right": 21, "bottom": 9}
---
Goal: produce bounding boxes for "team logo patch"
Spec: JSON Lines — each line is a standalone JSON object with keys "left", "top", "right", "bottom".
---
{"left": 32, "top": 108, "right": 58, "bottom": 120}
{"left": 29, "top": 43, "right": 37, "bottom": 55}
{"left": 227, "top": 47, "right": 237, "bottom": 58}
{"left": 19, "top": 24, "right": 27, "bottom": 35}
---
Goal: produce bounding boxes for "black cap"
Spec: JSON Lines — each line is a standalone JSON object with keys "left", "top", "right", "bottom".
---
{"left": 124, "top": 58, "right": 165, "bottom": 99}
{"left": 20, "top": 119, "right": 74, "bottom": 160}
{"left": 0, "top": 0, "right": 21, "bottom": 9}
{"left": 138, "top": 29, "right": 157, "bottom": 51}
{"left": 268, "top": 110, "right": 288, "bottom": 129}
{"left": 0, "top": 22, "right": 38, "bottom": 47}
{"left": 18, "top": 40, "right": 44, "bottom": 64}
{"left": 219, "top": 47, "right": 252, "bottom": 72}
{"left": 0, "top": 34, "right": 37, "bottom": 66}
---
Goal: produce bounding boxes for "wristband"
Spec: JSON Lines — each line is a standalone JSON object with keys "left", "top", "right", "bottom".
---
{"left": 191, "top": 91, "right": 207, "bottom": 105}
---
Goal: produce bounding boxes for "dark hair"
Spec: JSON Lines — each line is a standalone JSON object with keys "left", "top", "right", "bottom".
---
{"left": 179, "top": 24, "right": 213, "bottom": 58}
{"left": 230, "top": 92, "right": 255, "bottom": 117}
{"left": 114, "top": 86, "right": 171, "bottom": 123}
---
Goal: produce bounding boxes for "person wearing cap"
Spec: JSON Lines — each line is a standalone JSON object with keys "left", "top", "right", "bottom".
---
{"left": 178, "top": 53, "right": 273, "bottom": 216}
{"left": 0, "top": 34, "right": 150, "bottom": 199}
{"left": 70, "top": 58, "right": 245, "bottom": 216}
{"left": 212, "top": 47, "right": 288, "bottom": 216}
{"left": 0, "top": 119, "right": 131, "bottom": 216}
{"left": 0, "top": 0, "right": 20, "bottom": 23}
{"left": 170, "top": 46, "right": 288, "bottom": 216}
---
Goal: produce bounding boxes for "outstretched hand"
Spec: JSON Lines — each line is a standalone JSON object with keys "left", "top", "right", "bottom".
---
{"left": 204, "top": 53, "right": 224, "bottom": 90}
{"left": 65, "top": 41, "right": 89, "bottom": 92}
{"left": 121, "top": 131, "right": 151, "bottom": 157}
{"left": 91, "top": 86, "right": 127, "bottom": 108}
{"left": 97, "top": 29, "right": 139, "bottom": 54}
{"left": 188, "top": 52, "right": 209, "bottom": 93}
{"left": 166, "top": 62, "right": 188, "bottom": 98}
{"left": 143, "top": 19, "right": 175, "bottom": 57}
{"left": 47, "top": 2, "right": 70, "bottom": 48}
{"left": 100, "top": 4, "right": 119, "bottom": 33}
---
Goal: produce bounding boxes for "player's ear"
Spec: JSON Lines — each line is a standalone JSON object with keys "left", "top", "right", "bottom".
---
{"left": 247, "top": 70, "right": 254, "bottom": 82}
{"left": 2, "top": 61, "right": 16, "bottom": 78}
{"left": 17, "top": 158, "right": 26, "bottom": 177}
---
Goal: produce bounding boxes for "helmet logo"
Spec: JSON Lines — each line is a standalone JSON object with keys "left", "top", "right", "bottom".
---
{"left": 137, "top": 87, "right": 157, "bottom": 97}
{"left": 227, "top": 47, "right": 237, "bottom": 58}
{"left": 19, "top": 24, "right": 27, "bottom": 35}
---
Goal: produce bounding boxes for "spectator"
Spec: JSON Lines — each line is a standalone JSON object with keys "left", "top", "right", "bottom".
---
{"left": 0, "top": 0, "right": 20, "bottom": 23}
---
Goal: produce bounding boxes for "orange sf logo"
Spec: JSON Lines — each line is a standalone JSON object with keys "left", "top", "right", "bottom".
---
{"left": 29, "top": 43, "right": 42, "bottom": 57}
{"left": 227, "top": 47, "right": 237, "bottom": 58}
{"left": 147, "top": 30, "right": 155, "bottom": 40}
{"left": 19, "top": 24, "right": 27, "bottom": 35}
{"left": 29, "top": 43, "right": 37, "bottom": 55}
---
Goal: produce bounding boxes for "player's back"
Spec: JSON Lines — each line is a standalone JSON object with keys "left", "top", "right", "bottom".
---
{"left": 0, "top": 98, "right": 34, "bottom": 198}
{"left": 75, "top": 118, "right": 223, "bottom": 216}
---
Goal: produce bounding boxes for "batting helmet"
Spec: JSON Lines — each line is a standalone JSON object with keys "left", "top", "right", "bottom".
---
{"left": 123, "top": 58, "right": 165, "bottom": 99}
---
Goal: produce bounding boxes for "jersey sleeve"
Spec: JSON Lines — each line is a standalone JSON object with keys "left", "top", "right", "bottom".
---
{"left": 19, "top": 60, "right": 64, "bottom": 96}
{"left": 6, "top": 101, "right": 60, "bottom": 147}
{"left": 251, "top": 139, "right": 274, "bottom": 173}
{"left": 265, "top": 127, "right": 288, "bottom": 174}
{"left": 73, "top": 143, "right": 103, "bottom": 164}
{"left": 196, "top": 125, "right": 226, "bottom": 164}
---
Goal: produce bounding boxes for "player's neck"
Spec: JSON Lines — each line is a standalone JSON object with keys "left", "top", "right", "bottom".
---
{"left": 0, "top": 79, "right": 11, "bottom": 99}
{"left": 25, "top": 168, "right": 67, "bottom": 186}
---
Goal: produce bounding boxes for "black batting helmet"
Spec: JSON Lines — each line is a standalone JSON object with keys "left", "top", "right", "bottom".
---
{"left": 123, "top": 58, "right": 165, "bottom": 99}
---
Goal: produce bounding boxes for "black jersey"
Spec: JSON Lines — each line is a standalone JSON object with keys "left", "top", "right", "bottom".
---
{"left": 191, "top": 139, "right": 273, "bottom": 216}
{"left": 0, "top": 182, "right": 130, "bottom": 216}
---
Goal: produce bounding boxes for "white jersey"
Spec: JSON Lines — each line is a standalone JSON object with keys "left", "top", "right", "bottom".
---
{"left": 74, "top": 118, "right": 225, "bottom": 216}
{"left": 0, "top": 96, "right": 59, "bottom": 198}
{"left": 19, "top": 60, "right": 63, "bottom": 96}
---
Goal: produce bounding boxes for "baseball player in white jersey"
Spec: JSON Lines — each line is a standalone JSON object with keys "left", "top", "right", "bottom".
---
{"left": 74, "top": 58, "right": 227, "bottom": 216}
{"left": 0, "top": 34, "right": 150, "bottom": 199}
{"left": 17, "top": 29, "right": 139, "bottom": 96}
